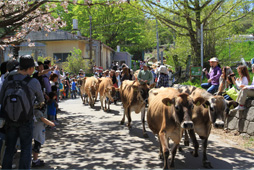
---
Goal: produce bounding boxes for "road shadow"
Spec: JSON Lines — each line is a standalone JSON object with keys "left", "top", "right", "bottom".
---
{"left": 37, "top": 106, "right": 254, "bottom": 169}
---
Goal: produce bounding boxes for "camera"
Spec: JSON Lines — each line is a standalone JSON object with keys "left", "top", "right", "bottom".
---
{"left": 227, "top": 73, "right": 235, "bottom": 84}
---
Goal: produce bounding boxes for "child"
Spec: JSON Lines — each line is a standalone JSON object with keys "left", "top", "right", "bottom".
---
{"left": 71, "top": 79, "right": 77, "bottom": 99}
{"left": 59, "top": 80, "right": 64, "bottom": 100}
{"left": 32, "top": 105, "right": 55, "bottom": 167}
{"left": 47, "top": 92, "right": 58, "bottom": 125}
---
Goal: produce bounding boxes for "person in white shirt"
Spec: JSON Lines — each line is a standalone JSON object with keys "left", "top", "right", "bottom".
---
{"left": 235, "top": 64, "right": 254, "bottom": 110}
{"left": 231, "top": 65, "right": 250, "bottom": 90}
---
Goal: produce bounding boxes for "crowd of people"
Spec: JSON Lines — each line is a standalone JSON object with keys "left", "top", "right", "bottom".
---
{"left": 201, "top": 57, "right": 254, "bottom": 111}
{"left": 0, "top": 56, "right": 85, "bottom": 168}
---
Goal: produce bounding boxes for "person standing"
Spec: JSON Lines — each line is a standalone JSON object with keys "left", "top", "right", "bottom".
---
{"left": 0, "top": 55, "right": 44, "bottom": 169}
{"left": 65, "top": 72, "right": 70, "bottom": 99}
{"left": 201, "top": 57, "right": 222, "bottom": 94}
{"left": 157, "top": 65, "right": 170, "bottom": 88}
{"left": 137, "top": 64, "right": 153, "bottom": 85}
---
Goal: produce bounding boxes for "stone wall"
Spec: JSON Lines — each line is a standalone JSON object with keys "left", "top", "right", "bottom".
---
{"left": 226, "top": 98, "right": 254, "bottom": 136}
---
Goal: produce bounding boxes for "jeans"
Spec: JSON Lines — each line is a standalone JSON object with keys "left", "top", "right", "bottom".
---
{"left": 65, "top": 87, "right": 69, "bottom": 99}
{"left": 2, "top": 121, "right": 33, "bottom": 169}
{"left": 49, "top": 115, "right": 55, "bottom": 122}
{"left": 201, "top": 83, "right": 219, "bottom": 94}
{"left": 71, "top": 90, "right": 76, "bottom": 99}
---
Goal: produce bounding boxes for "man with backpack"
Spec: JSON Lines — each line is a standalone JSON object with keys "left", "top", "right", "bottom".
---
{"left": 0, "top": 55, "right": 44, "bottom": 169}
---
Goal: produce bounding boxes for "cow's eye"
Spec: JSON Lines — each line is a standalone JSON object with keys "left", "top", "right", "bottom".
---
{"left": 140, "top": 90, "right": 144, "bottom": 94}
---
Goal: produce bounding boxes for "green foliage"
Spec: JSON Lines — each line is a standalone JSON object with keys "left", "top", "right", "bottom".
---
{"left": 62, "top": 48, "right": 91, "bottom": 74}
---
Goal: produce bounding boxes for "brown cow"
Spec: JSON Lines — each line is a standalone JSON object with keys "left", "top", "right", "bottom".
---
{"left": 98, "top": 77, "right": 116, "bottom": 111}
{"left": 119, "top": 80, "right": 154, "bottom": 137}
{"left": 147, "top": 88, "right": 203, "bottom": 169}
{"left": 173, "top": 84, "right": 238, "bottom": 128}
{"left": 84, "top": 77, "right": 99, "bottom": 107}
{"left": 79, "top": 77, "right": 87, "bottom": 104}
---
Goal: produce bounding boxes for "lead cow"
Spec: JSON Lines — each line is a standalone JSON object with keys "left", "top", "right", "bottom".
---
{"left": 119, "top": 80, "right": 153, "bottom": 138}
{"left": 173, "top": 84, "right": 237, "bottom": 168}
{"left": 147, "top": 87, "right": 204, "bottom": 169}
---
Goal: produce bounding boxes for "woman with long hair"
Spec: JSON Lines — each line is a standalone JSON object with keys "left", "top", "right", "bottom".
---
{"left": 232, "top": 65, "right": 250, "bottom": 90}
{"left": 121, "top": 67, "right": 130, "bottom": 82}
{"left": 109, "top": 70, "right": 118, "bottom": 88}
{"left": 217, "top": 66, "right": 234, "bottom": 95}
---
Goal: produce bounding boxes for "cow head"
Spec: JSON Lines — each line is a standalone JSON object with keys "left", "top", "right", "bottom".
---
{"left": 105, "top": 86, "right": 116, "bottom": 102}
{"left": 162, "top": 93, "right": 196, "bottom": 130}
{"left": 204, "top": 96, "right": 238, "bottom": 129}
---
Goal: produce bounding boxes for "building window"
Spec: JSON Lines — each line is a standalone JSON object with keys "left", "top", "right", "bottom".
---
{"left": 53, "top": 53, "right": 71, "bottom": 63}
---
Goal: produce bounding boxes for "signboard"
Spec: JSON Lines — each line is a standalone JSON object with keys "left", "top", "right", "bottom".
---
{"left": 190, "top": 66, "right": 202, "bottom": 84}
{"left": 190, "top": 66, "right": 202, "bottom": 76}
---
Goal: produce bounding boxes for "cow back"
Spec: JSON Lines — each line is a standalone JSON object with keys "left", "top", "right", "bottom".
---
{"left": 85, "top": 77, "right": 99, "bottom": 94}
{"left": 98, "top": 77, "right": 113, "bottom": 96}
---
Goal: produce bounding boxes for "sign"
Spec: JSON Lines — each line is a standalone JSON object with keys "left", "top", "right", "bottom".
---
{"left": 190, "top": 66, "right": 202, "bottom": 84}
{"left": 190, "top": 66, "right": 202, "bottom": 76}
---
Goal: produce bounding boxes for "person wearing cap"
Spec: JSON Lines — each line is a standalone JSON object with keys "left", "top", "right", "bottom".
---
{"left": 233, "top": 64, "right": 254, "bottom": 110}
{"left": 0, "top": 55, "right": 44, "bottom": 169}
{"left": 157, "top": 65, "right": 170, "bottom": 88}
{"left": 77, "top": 69, "right": 85, "bottom": 78}
{"left": 137, "top": 64, "right": 153, "bottom": 85}
{"left": 201, "top": 57, "right": 222, "bottom": 94}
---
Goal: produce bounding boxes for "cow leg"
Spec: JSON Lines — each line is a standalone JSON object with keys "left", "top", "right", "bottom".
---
{"left": 159, "top": 133, "right": 169, "bottom": 170}
{"left": 104, "top": 99, "right": 107, "bottom": 111}
{"left": 107, "top": 98, "right": 110, "bottom": 111}
{"left": 169, "top": 143, "right": 179, "bottom": 169}
{"left": 141, "top": 107, "right": 148, "bottom": 138}
{"left": 120, "top": 108, "right": 126, "bottom": 125}
{"left": 158, "top": 137, "right": 163, "bottom": 160}
{"left": 100, "top": 96, "right": 104, "bottom": 110}
{"left": 126, "top": 108, "right": 132, "bottom": 128}
{"left": 201, "top": 137, "right": 213, "bottom": 169}
{"left": 188, "top": 129, "right": 199, "bottom": 157}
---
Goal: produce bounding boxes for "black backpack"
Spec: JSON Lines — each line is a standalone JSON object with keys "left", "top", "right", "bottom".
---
{"left": 1, "top": 75, "right": 33, "bottom": 123}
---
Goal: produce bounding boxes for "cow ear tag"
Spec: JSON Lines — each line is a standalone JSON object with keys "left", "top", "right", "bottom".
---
{"left": 167, "top": 102, "right": 171, "bottom": 106}
{"left": 196, "top": 101, "right": 200, "bottom": 106}
{"left": 229, "top": 105, "right": 234, "bottom": 110}
{"left": 204, "top": 104, "right": 208, "bottom": 108}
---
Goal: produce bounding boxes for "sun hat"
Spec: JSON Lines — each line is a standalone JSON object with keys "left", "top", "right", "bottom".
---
{"left": 116, "top": 70, "right": 121, "bottom": 73}
{"left": 158, "top": 65, "right": 169, "bottom": 74}
{"left": 209, "top": 57, "right": 219, "bottom": 62}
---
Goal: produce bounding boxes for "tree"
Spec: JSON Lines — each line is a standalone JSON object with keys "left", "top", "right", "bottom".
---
{"left": 136, "top": 0, "right": 254, "bottom": 65}
{"left": 62, "top": 48, "right": 91, "bottom": 74}
{"left": 54, "top": 1, "right": 158, "bottom": 59}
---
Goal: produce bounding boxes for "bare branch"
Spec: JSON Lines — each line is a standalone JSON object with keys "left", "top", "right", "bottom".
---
{"left": 200, "top": 0, "right": 213, "bottom": 9}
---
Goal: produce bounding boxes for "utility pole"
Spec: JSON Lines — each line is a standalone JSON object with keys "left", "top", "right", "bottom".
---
{"left": 156, "top": 19, "right": 160, "bottom": 62}
{"left": 89, "top": 15, "right": 92, "bottom": 60}
{"left": 201, "top": 23, "right": 204, "bottom": 68}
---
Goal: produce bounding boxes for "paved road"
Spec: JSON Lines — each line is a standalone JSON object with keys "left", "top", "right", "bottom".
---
{"left": 39, "top": 97, "right": 254, "bottom": 169}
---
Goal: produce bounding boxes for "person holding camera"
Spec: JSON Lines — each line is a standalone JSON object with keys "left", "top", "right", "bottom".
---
{"left": 201, "top": 57, "right": 222, "bottom": 94}
{"left": 217, "top": 66, "right": 234, "bottom": 95}
{"left": 233, "top": 64, "right": 254, "bottom": 110}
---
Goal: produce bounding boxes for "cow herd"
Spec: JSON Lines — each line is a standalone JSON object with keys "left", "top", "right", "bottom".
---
{"left": 78, "top": 77, "right": 238, "bottom": 169}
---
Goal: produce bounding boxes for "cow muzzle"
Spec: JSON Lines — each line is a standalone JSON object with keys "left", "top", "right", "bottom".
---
{"left": 214, "top": 120, "right": 224, "bottom": 129}
{"left": 181, "top": 121, "right": 194, "bottom": 129}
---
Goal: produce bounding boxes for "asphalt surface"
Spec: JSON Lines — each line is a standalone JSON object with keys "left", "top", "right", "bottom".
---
{"left": 36, "top": 97, "right": 254, "bottom": 169}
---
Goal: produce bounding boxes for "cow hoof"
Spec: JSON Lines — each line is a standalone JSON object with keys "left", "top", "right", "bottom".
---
{"left": 178, "top": 146, "right": 183, "bottom": 152}
{"left": 158, "top": 153, "right": 163, "bottom": 160}
{"left": 190, "top": 151, "right": 199, "bottom": 157}
{"left": 184, "top": 140, "right": 189, "bottom": 146}
{"left": 203, "top": 161, "right": 213, "bottom": 169}
{"left": 143, "top": 132, "right": 149, "bottom": 138}
{"left": 127, "top": 124, "right": 132, "bottom": 129}
{"left": 120, "top": 121, "right": 124, "bottom": 125}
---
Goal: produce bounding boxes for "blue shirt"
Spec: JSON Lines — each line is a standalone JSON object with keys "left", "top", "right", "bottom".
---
{"left": 71, "top": 81, "right": 76, "bottom": 91}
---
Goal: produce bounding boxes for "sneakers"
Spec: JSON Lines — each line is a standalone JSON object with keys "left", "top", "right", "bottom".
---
{"left": 32, "top": 159, "right": 45, "bottom": 167}
{"left": 234, "top": 105, "right": 245, "bottom": 111}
